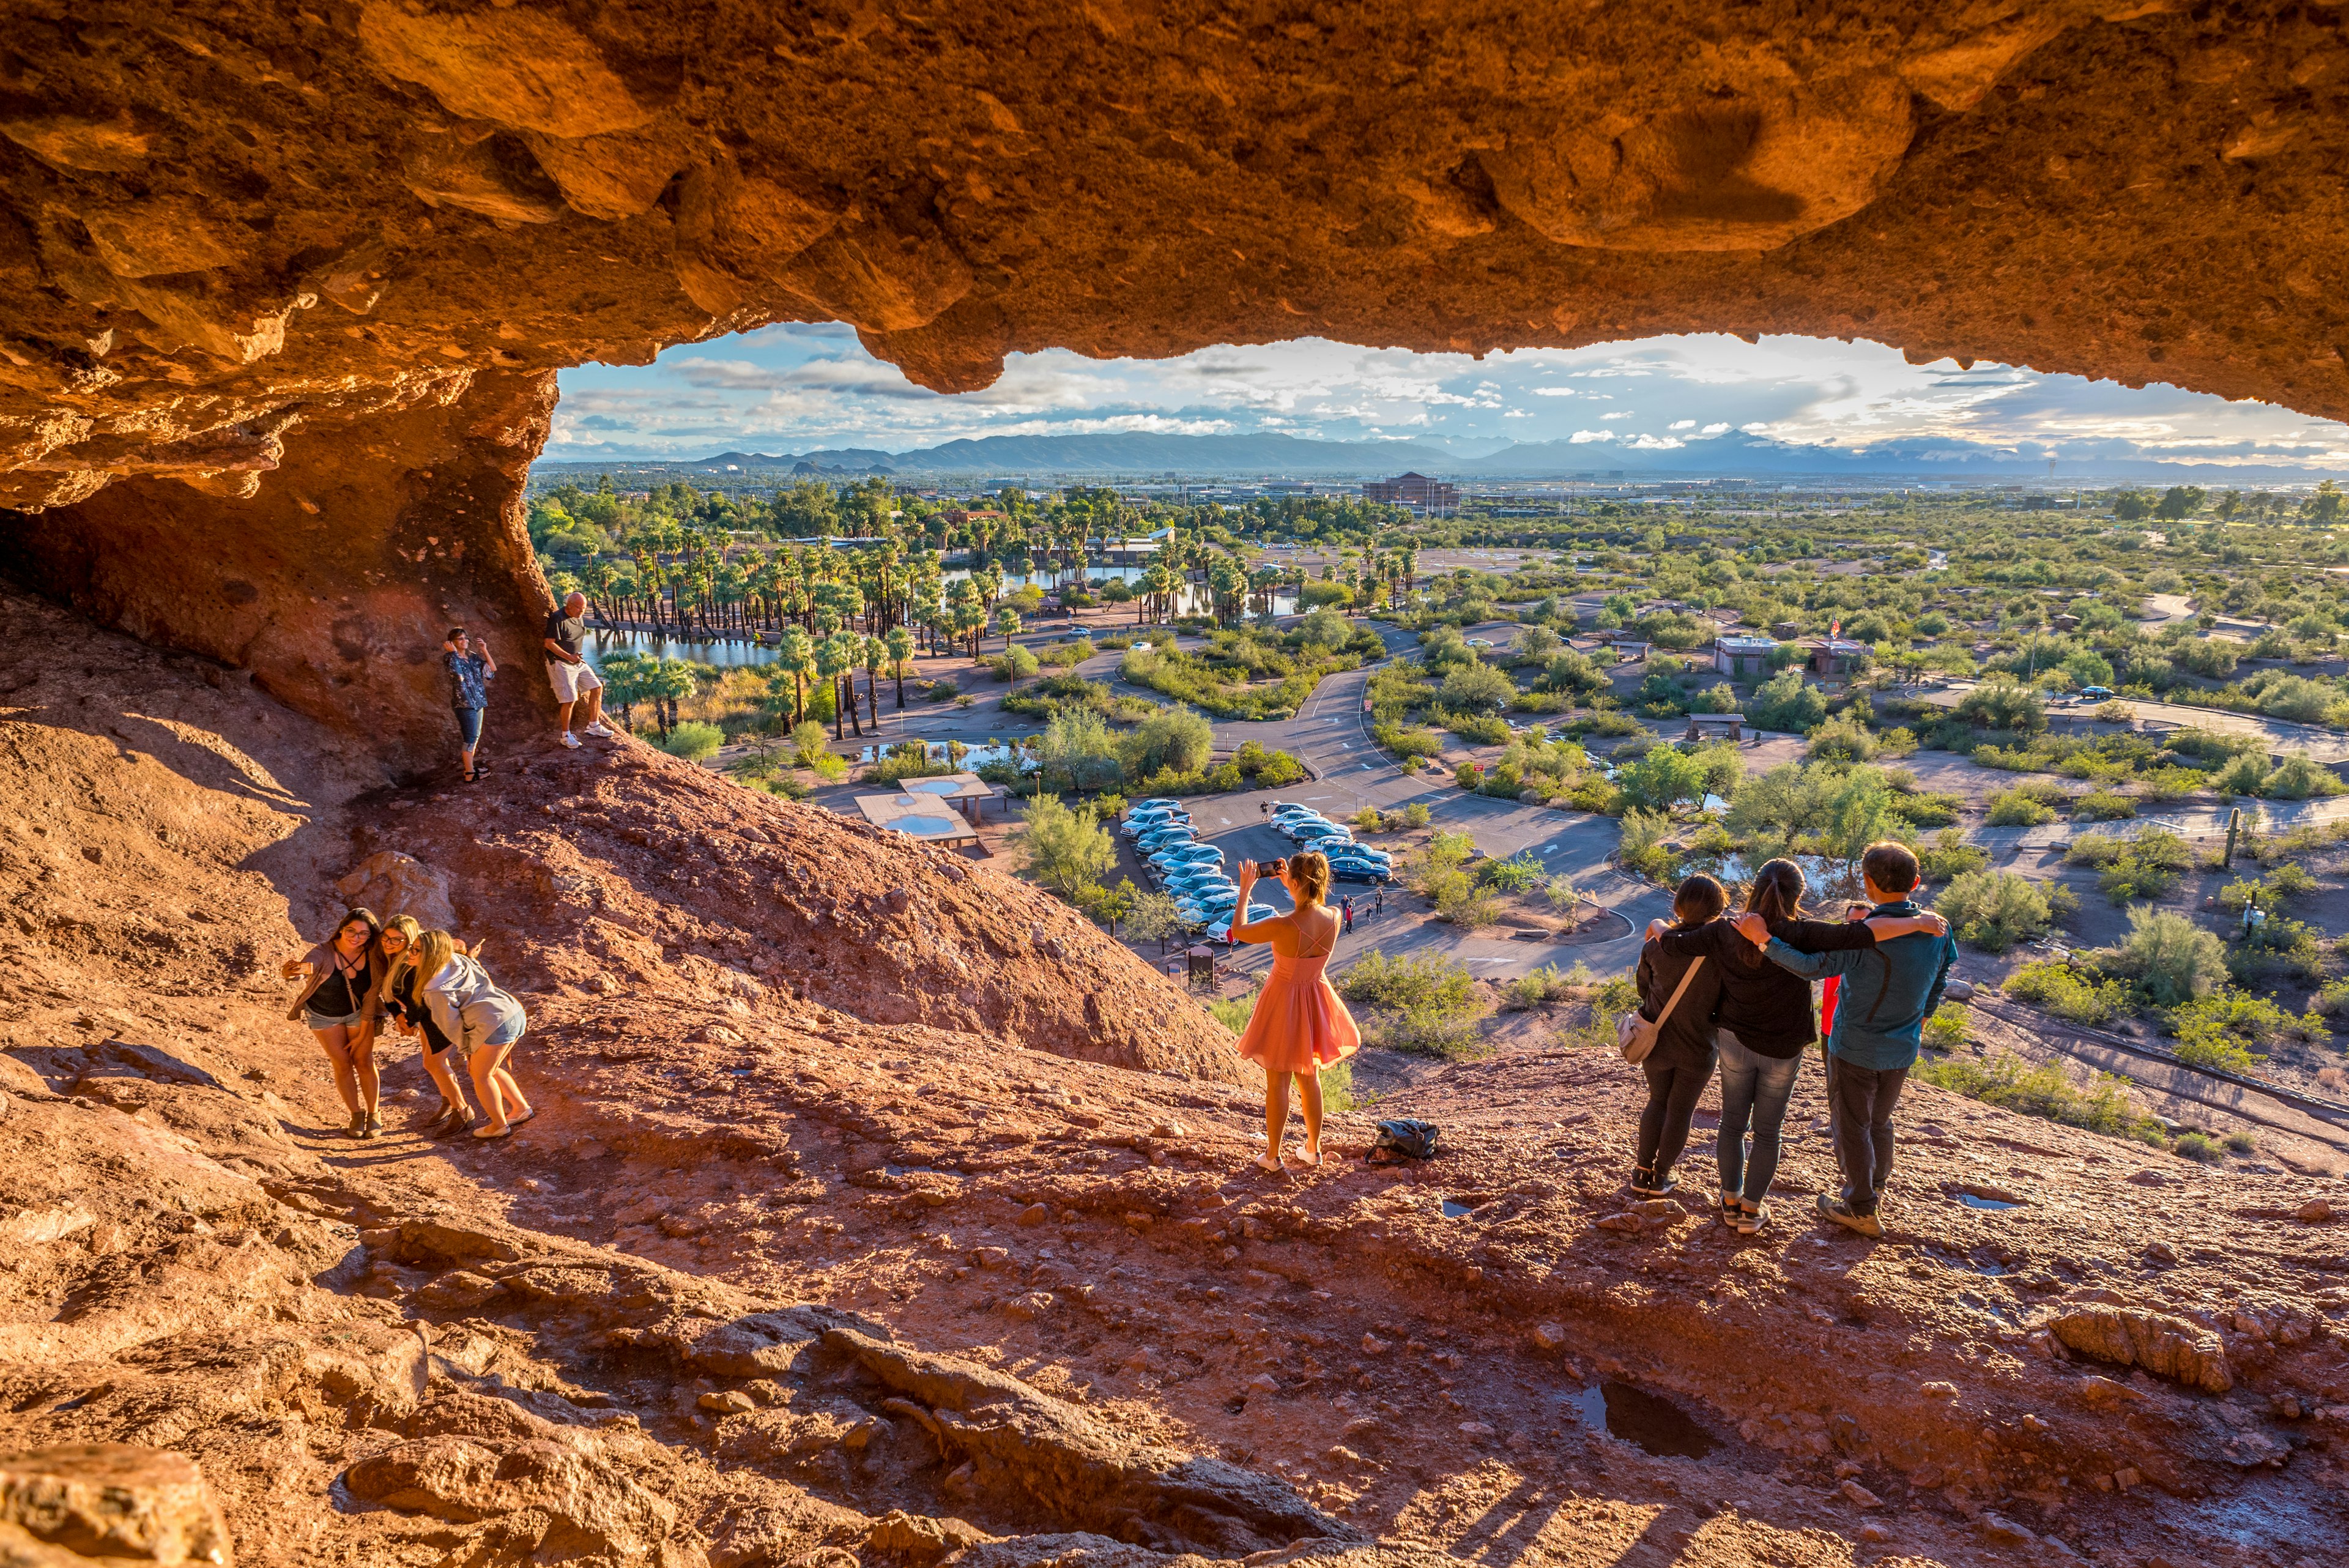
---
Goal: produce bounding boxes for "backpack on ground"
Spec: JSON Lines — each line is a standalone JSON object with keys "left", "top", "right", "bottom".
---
{"left": 1617, "top": 956, "right": 1705, "bottom": 1065}
{"left": 1372, "top": 1118, "right": 1439, "bottom": 1160}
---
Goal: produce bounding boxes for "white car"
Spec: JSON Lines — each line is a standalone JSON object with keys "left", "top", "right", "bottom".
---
{"left": 1208, "top": 902, "right": 1280, "bottom": 941}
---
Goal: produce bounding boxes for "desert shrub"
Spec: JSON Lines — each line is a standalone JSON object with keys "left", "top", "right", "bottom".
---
{"left": 2170, "top": 1132, "right": 2224, "bottom": 1162}
{"left": 1232, "top": 740, "right": 1310, "bottom": 787}
{"left": 1207, "top": 989, "right": 1257, "bottom": 1033}
{"left": 1433, "top": 706, "right": 1512, "bottom": 744}
{"left": 1439, "top": 660, "right": 1518, "bottom": 711}
{"left": 1502, "top": 964, "right": 1579, "bottom": 1010}
{"left": 1401, "top": 801, "right": 1433, "bottom": 830}
{"left": 1373, "top": 721, "right": 1444, "bottom": 760}
{"left": 1919, "top": 831, "right": 1990, "bottom": 883}
{"left": 2136, "top": 765, "right": 2209, "bottom": 802}
{"left": 1339, "top": 951, "right": 1483, "bottom": 1057}
{"left": 1888, "top": 789, "right": 1963, "bottom": 828}
{"left": 1014, "top": 793, "right": 1116, "bottom": 899}
{"left": 1805, "top": 716, "right": 1877, "bottom": 764}
{"left": 866, "top": 745, "right": 956, "bottom": 786}
{"left": 2212, "top": 753, "right": 2269, "bottom": 797}
{"left": 1614, "top": 745, "right": 1708, "bottom": 814}
{"left": 1987, "top": 787, "right": 2059, "bottom": 826}
{"left": 1914, "top": 1053, "right": 2164, "bottom": 1143}
{"left": 1936, "top": 870, "right": 2057, "bottom": 951}
{"left": 988, "top": 644, "right": 1042, "bottom": 681}
{"left": 2005, "top": 960, "right": 2131, "bottom": 1025}
{"left": 2069, "top": 827, "right": 2191, "bottom": 903}
{"left": 1543, "top": 875, "right": 1580, "bottom": 912}
{"left": 2074, "top": 789, "right": 2138, "bottom": 821}
{"left": 1119, "top": 704, "right": 1215, "bottom": 779}
{"left": 1955, "top": 680, "right": 2048, "bottom": 734}
{"left": 2230, "top": 915, "right": 2326, "bottom": 984}
{"left": 2168, "top": 988, "right": 2288, "bottom": 1073}
{"left": 2106, "top": 908, "right": 2228, "bottom": 1005}
{"left": 1482, "top": 850, "right": 1545, "bottom": 893}
{"left": 2263, "top": 752, "right": 2344, "bottom": 800}
{"left": 1562, "top": 973, "right": 1639, "bottom": 1049}
{"left": 1921, "top": 1003, "right": 1970, "bottom": 1052}
{"left": 1618, "top": 808, "right": 1676, "bottom": 880}
{"left": 659, "top": 720, "right": 725, "bottom": 762}
{"left": 1748, "top": 670, "right": 1827, "bottom": 734}
{"left": 2224, "top": 1130, "right": 2257, "bottom": 1154}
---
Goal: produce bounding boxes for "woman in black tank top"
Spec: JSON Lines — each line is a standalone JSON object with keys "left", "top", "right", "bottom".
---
{"left": 279, "top": 908, "right": 385, "bottom": 1139}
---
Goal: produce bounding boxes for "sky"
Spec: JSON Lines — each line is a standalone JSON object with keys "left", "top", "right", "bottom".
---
{"left": 549, "top": 325, "right": 2349, "bottom": 471}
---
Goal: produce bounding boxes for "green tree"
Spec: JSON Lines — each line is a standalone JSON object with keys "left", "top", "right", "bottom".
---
{"left": 1121, "top": 704, "right": 1215, "bottom": 779}
{"left": 2153, "top": 485, "right": 2206, "bottom": 521}
{"left": 815, "top": 631, "right": 856, "bottom": 741}
{"left": 1748, "top": 669, "right": 1827, "bottom": 734}
{"left": 1614, "top": 746, "right": 1705, "bottom": 814}
{"left": 1036, "top": 708, "right": 1124, "bottom": 793}
{"left": 1015, "top": 793, "right": 1116, "bottom": 899}
{"left": 771, "top": 627, "right": 814, "bottom": 726}
{"left": 1439, "top": 660, "right": 1516, "bottom": 711}
{"left": 2304, "top": 478, "right": 2345, "bottom": 526}
{"left": 885, "top": 625, "right": 915, "bottom": 710}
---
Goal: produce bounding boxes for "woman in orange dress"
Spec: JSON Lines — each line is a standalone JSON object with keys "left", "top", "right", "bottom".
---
{"left": 1230, "top": 850, "right": 1362, "bottom": 1172}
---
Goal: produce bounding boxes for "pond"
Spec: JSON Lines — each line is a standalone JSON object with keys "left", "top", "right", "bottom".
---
{"left": 855, "top": 740, "right": 1035, "bottom": 772}
{"left": 948, "top": 564, "right": 1299, "bottom": 621}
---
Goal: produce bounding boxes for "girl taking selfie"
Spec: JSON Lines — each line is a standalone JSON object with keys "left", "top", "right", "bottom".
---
{"left": 1228, "top": 851, "right": 1360, "bottom": 1172}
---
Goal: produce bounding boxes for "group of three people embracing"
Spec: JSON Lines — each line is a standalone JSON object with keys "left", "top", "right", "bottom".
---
{"left": 1633, "top": 842, "right": 1959, "bottom": 1238}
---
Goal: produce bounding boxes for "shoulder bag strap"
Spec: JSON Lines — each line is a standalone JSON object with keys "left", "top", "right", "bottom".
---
{"left": 1652, "top": 954, "right": 1706, "bottom": 1028}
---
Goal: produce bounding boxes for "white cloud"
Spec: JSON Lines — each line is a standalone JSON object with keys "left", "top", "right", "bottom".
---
{"left": 549, "top": 325, "right": 2349, "bottom": 470}
{"left": 1627, "top": 434, "right": 1687, "bottom": 450}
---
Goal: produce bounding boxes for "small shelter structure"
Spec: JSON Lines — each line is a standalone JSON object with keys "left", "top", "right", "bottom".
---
{"left": 854, "top": 792, "right": 984, "bottom": 847}
{"left": 1685, "top": 712, "right": 1746, "bottom": 743}
{"left": 1712, "top": 634, "right": 1777, "bottom": 680}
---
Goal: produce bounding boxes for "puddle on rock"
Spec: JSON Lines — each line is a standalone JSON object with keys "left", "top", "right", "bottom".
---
{"left": 1440, "top": 1199, "right": 1475, "bottom": 1219}
{"left": 1958, "top": 1192, "right": 2020, "bottom": 1210}
{"left": 1564, "top": 1381, "right": 1719, "bottom": 1459}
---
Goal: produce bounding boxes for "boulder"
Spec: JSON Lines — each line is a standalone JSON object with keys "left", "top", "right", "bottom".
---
{"left": 336, "top": 850, "right": 459, "bottom": 931}
{"left": 0, "top": 1444, "right": 234, "bottom": 1565}
{"left": 683, "top": 1307, "right": 833, "bottom": 1379}
{"left": 2049, "top": 1305, "right": 2232, "bottom": 1393}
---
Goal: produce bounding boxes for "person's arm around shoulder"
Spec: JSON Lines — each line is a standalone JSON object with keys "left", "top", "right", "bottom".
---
{"left": 1647, "top": 918, "right": 1727, "bottom": 960}
{"left": 1756, "top": 932, "right": 1872, "bottom": 979}
{"left": 1865, "top": 910, "right": 1948, "bottom": 942}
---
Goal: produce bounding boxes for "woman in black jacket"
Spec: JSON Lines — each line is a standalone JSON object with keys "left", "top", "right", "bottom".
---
{"left": 1646, "top": 858, "right": 1943, "bottom": 1232}
{"left": 1630, "top": 874, "right": 1731, "bottom": 1197}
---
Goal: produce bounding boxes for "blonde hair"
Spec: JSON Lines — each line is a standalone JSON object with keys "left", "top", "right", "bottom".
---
{"left": 411, "top": 929, "right": 456, "bottom": 988}
{"left": 381, "top": 914, "right": 423, "bottom": 951}
{"left": 1288, "top": 850, "right": 1332, "bottom": 908}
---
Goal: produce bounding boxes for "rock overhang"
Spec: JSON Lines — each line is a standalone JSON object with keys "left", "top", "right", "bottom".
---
{"left": 0, "top": 1, "right": 2345, "bottom": 740}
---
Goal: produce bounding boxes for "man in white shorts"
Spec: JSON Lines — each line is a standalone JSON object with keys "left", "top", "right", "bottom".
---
{"left": 543, "top": 592, "right": 614, "bottom": 749}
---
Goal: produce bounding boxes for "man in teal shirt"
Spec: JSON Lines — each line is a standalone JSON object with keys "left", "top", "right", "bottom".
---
{"left": 1735, "top": 841, "right": 1958, "bottom": 1239}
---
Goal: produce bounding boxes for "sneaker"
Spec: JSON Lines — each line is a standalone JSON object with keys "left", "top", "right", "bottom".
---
{"left": 582, "top": 721, "right": 616, "bottom": 738}
{"left": 1630, "top": 1169, "right": 1678, "bottom": 1198}
{"left": 1816, "top": 1194, "right": 1883, "bottom": 1238}
{"left": 1716, "top": 1189, "right": 1739, "bottom": 1224}
{"left": 560, "top": 732, "right": 582, "bottom": 749}
{"left": 1736, "top": 1203, "right": 1770, "bottom": 1236}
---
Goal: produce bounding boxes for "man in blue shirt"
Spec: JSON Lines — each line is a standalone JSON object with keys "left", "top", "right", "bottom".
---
{"left": 1735, "top": 841, "right": 1958, "bottom": 1239}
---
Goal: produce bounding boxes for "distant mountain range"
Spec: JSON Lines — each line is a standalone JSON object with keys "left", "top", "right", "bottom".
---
{"left": 538, "top": 431, "right": 2349, "bottom": 483}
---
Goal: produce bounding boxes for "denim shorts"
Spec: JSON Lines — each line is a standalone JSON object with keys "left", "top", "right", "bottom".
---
{"left": 455, "top": 707, "right": 484, "bottom": 746}
{"left": 304, "top": 1009, "right": 365, "bottom": 1031}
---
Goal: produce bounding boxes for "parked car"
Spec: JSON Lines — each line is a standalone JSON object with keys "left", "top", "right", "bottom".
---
{"left": 1208, "top": 902, "right": 1280, "bottom": 942}
{"left": 1297, "top": 829, "right": 1359, "bottom": 851}
{"left": 1124, "top": 809, "right": 1190, "bottom": 836}
{"left": 1154, "top": 845, "right": 1225, "bottom": 871}
{"left": 1136, "top": 829, "right": 1195, "bottom": 853}
{"left": 1133, "top": 797, "right": 1184, "bottom": 811}
{"left": 1278, "top": 817, "right": 1342, "bottom": 843}
{"left": 1326, "top": 855, "right": 1392, "bottom": 884}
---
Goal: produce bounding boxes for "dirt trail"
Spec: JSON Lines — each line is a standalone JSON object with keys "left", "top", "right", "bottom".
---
{"left": 3, "top": 584, "right": 2347, "bottom": 1568}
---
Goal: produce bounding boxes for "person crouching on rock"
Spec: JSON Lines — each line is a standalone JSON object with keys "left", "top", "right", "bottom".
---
{"left": 443, "top": 626, "right": 495, "bottom": 783}
{"left": 1228, "top": 851, "right": 1360, "bottom": 1172}
{"left": 280, "top": 907, "right": 388, "bottom": 1139}
{"left": 412, "top": 929, "right": 535, "bottom": 1140}
{"left": 378, "top": 915, "right": 479, "bottom": 1135}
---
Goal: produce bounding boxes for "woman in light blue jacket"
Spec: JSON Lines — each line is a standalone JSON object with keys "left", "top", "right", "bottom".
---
{"left": 413, "top": 929, "right": 534, "bottom": 1139}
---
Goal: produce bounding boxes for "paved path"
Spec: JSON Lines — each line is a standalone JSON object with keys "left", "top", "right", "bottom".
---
{"left": 1165, "top": 628, "right": 1670, "bottom": 985}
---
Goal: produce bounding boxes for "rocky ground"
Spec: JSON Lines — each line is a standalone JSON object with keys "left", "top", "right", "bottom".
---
{"left": 4, "top": 582, "right": 2348, "bottom": 1567}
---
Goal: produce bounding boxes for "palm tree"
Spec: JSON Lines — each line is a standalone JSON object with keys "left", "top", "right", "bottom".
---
{"left": 815, "top": 632, "right": 855, "bottom": 741}
{"left": 886, "top": 625, "right": 914, "bottom": 709}
{"left": 1139, "top": 563, "right": 1170, "bottom": 625}
{"left": 993, "top": 605, "right": 1021, "bottom": 650}
{"left": 774, "top": 626, "right": 814, "bottom": 725}
{"left": 648, "top": 657, "right": 699, "bottom": 739}
{"left": 861, "top": 633, "right": 885, "bottom": 731}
